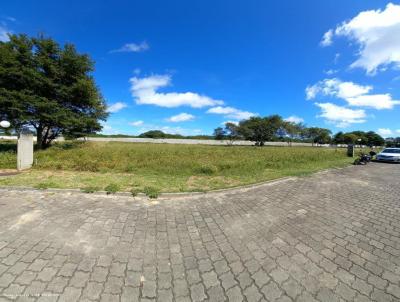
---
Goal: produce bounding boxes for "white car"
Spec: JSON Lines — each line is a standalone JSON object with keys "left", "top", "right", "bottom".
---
{"left": 376, "top": 148, "right": 400, "bottom": 162}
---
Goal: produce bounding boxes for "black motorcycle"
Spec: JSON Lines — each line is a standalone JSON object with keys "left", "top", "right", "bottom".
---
{"left": 354, "top": 151, "right": 374, "bottom": 165}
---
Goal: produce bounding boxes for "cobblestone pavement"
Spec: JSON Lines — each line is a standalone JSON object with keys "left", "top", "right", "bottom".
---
{"left": 0, "top": 163, "right": 400, "bottom": 302}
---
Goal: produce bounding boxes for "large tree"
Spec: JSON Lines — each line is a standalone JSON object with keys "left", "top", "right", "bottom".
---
{"left": 239, "top": 115, "right": 283, "bottom": 146}
{"left": 303, "top": 127, "right": 332, "bottom": 145}
{"left": 0, "top": 34, "right": 108, "bottom": 148}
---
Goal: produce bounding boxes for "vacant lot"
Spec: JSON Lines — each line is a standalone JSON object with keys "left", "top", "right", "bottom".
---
{"left": 0, "top": 141, "right": 352, "bottom": 193}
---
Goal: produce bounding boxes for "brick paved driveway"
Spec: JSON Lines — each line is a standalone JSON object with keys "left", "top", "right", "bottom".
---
{"left": 0, "top": 163, "right": 400, "bottom": 302}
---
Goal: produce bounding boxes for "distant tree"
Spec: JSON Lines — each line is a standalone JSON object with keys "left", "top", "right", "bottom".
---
{"left": 213, "top": 127, "right": 226, "bottom": 140}
{"left": 303, "top": 127, "right": 332, "bottom": 145}
{"left": 365, "top": 131, "right": 385, "bottom": 146}
{"left": 0, "top": 34, "right": 108, "bottom": 149}
{"left": 239, "top": 115, "right": 283, "bottom": 146}
{"left": 224, "top": 122, "right": 241, "bottom": 145}
{"left": 348, "top": 131, "right": 368, "bottom": 145}
{"left": 333, "top": 131, "right": 345, "bottom": 144}
{"left": 335, "top": 131, "right": 384, "bottom": 146}
{"left": 343, "top": 133, "right": 358, "bottom": 145}
{"left": 386, "top": 137, "right": 400, "bottom": 147}
{"left": 282, "top": 122, "right": 304, "bottom": 146}
{"left": 139, "top": 130, "right": 167, "bottom": 138}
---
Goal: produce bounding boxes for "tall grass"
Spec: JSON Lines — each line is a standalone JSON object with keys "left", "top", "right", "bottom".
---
{"left": 0, "top": 141, "right": 352, "bottom": 192}
{"left": 0, "top": 141, "right": 17, "bottom": 169}
{"left": 32, "top": 142, "right": 347, "bottom": 174}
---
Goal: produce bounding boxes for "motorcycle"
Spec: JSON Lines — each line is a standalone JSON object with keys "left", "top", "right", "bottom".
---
{"left": 353, "top": 152, "right": 373, "bottom": 165}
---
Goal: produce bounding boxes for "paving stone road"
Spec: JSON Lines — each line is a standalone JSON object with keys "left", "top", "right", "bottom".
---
{"left": 0, "top": 163, "right": 400, "bottom": 302}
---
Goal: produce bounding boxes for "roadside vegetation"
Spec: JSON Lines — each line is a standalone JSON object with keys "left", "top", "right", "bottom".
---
{"left": 0, "top": 141, "right": 353, "bottom": 193}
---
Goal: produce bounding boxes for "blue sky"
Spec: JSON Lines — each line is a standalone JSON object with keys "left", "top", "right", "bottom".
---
{"left": 1, "top": 0, "right": 400, "bottom": 137}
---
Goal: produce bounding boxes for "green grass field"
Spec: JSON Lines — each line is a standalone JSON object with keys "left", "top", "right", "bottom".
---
{"left": 0, "top": 141, "right": 353, "bottom": 194}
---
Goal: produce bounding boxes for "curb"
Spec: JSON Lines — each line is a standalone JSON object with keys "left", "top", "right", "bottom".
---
{"left": 0, "top": 177, "right": 297, "bottom": 199}
{"left": 0, "top": 164, "right": 354, "bottom": 199}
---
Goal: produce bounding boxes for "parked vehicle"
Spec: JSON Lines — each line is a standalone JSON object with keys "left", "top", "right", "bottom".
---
{"left": 376, "top": 148, "right": 400, "bottom": 163}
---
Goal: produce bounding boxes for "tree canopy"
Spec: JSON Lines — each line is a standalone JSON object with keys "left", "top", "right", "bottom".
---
{"left": 0, "top": 34, "right": 108, "bottom": 148}
{"left": 332, "top": 130, "right": 384, "bottom": 146}
{"left": 238, "top": 115, "right": 284, "bottom": 146}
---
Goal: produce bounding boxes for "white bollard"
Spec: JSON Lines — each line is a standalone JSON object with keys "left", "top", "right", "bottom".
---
{"left": 17, "top": 132, "right": 34, "bottom": 170}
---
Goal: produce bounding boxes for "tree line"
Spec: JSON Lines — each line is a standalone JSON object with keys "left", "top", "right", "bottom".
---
{"left": 213, "top": 115, "right": 385, "bottom": 146}
{"left": 385, "top": 137, "right": 400, "bottom": 147}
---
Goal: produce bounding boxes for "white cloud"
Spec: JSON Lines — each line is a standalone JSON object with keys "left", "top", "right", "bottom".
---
{"left": 321, "top": 29, "right": 334, "bottom": 47}
{"left": 346, "top": 94, "right": 400, "bottom": 110}
{"left": 206, "top": 106, "right": 256, "bottom": 120}
{"left": 306, "top": 78, "right": 399, "bottom": 110}
{"left": 130, "top": 74, "right": 224, "bottom": 108}
{"left": 111, "top": 41, "right": 149, "bottom": 53}
{"left": 129, "top": 120, "right": 144, "bottom": 126}
{"left": 316, "top": 103, "right": 367, "bottom": 128}
{"left": 377, "top": 128, "right": 393, "bottom": 137}
{"left": 284, "top": 116, "right": 304, "bottom": 123}
{"left": 0, "top": 25, "right": 11, "bottom": 42}
{"left": 324, "top": 69, "right": 339, "bottom": 75}
{"left": 100, "top": 123, "right": 120, "bottom": 135}
{"left": 306, "top": 78, "right": 372, "bottom": 100}
{"left": 221, "top": 121, "right": 239, "bottom": 126}
{"left": 107, "top": 102, "right": 128, "bottom": 113}
{"left": 166, "top": 113, "right": 195, "bottom": 122}
{"left": 323, "top": 3, "right": 400, "bottom": 74}
{"left": 5, "top": 17, "right": 16, "bottom": 22}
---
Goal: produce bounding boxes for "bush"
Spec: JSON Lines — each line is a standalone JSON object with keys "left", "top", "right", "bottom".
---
{"left": 81, "top": 186, "right": 100, "bottom": 193}
{"left": 197, "top": 164, "right": 218, "bottom": 175}
{"left": 104, "top": 183, "right": 120, "bottom": 194}
{"left": 130, "top": 188, "right": 139, "bottom": 197}
{"left": 35, "top": 182, "right": 57, "bottom": 190}
{"left": 144, "top": 186, "right": 159, "bottom": 198}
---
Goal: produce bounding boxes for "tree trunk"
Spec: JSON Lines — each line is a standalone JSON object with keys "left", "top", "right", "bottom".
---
{"left": 37, "top": 126, "right": 52, "bottom": 149}
{"left": 36, "top": 125, "right": 44, "bottom": 150}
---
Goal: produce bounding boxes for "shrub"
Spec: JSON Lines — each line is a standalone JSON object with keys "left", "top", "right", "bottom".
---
{"left": 35, "top": 182, "right": 57, "bottom": 190}
{"left": 104, "top": 183, "right": 120, "bottom": 194}
{"left": 74, "top": 160, "right": 99, "bottom": 172}
{"left": 81, "top": 186, "right": 101, "bottom": 193}
{"left": 130, "top": 188, "right": 139, "bottom": 197}
{"left": 144, "top": 186, "right": 159, "bottom": 199}
{"left": 197, "top": 164, "right": 218, "bottom": 175}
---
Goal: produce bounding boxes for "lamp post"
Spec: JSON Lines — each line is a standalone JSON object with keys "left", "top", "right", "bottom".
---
{"left": 0, "top": 120, "right": 10, "bottom": 129}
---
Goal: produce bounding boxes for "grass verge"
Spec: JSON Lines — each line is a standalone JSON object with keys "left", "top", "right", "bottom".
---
{"left": 0, "top": 141, "right": 353, "bottom": 193}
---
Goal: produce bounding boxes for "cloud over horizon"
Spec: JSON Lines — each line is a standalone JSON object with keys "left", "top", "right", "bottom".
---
{"left": 284, "top": 116, "right": 304, "bottom": 124}
{"left": 206, "top": 106, "right": 256, "bottom": 120}
{"left": 315, "top": 103, "right": 367, "bottom": 128}
{"left": 307, "top": 78, "right": 400, "bottom": 110}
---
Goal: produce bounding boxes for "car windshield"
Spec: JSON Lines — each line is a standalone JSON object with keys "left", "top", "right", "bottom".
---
{"left": 382, "top": 149, "right": 400, "bottom": 154}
